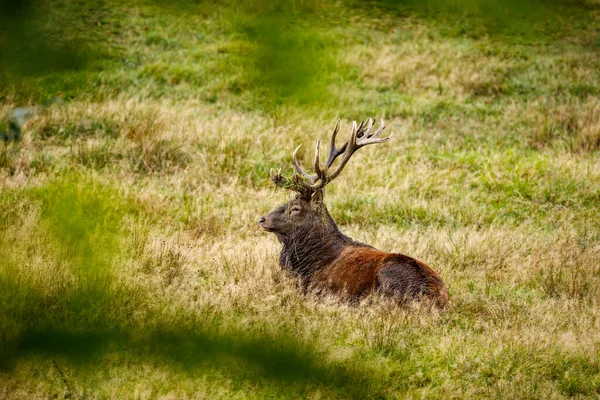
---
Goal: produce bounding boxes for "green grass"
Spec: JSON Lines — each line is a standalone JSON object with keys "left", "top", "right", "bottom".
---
{"left": 1, "top": 0, "right": 600, "bottom": 398}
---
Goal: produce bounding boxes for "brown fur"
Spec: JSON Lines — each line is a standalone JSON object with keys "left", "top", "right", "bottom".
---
{"left": 316, "top": 246, "right": 448, "bottom": 306}
{"left": 259, "top": 196, "right": 449, "bottom": 307}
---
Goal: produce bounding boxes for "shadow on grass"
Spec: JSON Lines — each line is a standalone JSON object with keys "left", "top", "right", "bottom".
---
{"left": 0, "top": 178, "right": 381, "bottom": 398}
{"left": 2, "top": 324, "right": 378, "bottom": 398}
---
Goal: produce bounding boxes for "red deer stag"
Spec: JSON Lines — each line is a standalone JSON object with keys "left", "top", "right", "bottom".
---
{"left": 259, "top": 119, "right": 448, "bottom": 307}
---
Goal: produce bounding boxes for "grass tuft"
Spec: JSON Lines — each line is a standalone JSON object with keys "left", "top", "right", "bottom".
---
{"left": 535, "top": 233, "right": 600, "bottom": 303}
{"left": 529, "top": 96, "right": 600, "bottom": 152}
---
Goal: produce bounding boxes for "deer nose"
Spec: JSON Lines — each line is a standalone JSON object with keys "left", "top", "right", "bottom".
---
{"left": 258, "top": 217, "right": 265, "bottom": 224}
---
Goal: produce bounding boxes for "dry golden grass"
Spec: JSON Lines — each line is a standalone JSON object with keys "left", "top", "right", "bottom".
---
{"left": 529, "top": 96, "right": 600, "bottom": 152}
{"left": 1, "top": 1, "right": 600, "bottom": 398}
{"left": 3, "top": 97, "right": 600, "bottom": 397}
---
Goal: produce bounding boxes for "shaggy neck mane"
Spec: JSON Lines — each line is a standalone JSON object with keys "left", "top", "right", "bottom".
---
{"left": 277, "top": 208, "right": 350, "bottom": 278}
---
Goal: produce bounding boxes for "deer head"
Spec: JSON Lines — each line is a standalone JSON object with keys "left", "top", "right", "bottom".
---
{"left": 259, "top": 118, "right": 392, "bottom": 240}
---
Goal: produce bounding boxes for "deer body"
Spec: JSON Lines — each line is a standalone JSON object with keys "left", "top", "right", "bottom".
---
{"left": 260, "top": 119, "right": 448, "bottom": 307}
{"left": 263, "top": 199, "right": 448, "bottom": 306}
{"left": 316, "top": 247, "right": 447, "bottom": 304}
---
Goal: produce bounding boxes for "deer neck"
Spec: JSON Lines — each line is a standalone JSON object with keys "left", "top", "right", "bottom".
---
{"left": 278, "top": 212, "right": 350, "bottom": 278}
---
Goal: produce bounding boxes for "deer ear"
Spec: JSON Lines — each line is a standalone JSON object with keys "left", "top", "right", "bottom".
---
{"left": 311, "top": 189, "right": 324, "bottom": 205}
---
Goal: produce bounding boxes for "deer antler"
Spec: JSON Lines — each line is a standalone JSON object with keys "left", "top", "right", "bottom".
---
{"left": 292, "top": 118, "right": 392, "bottom": 192}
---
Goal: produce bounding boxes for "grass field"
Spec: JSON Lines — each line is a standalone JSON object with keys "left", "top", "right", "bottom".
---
{"left": 1, "top": 0, "right": 600, "bottom": 398}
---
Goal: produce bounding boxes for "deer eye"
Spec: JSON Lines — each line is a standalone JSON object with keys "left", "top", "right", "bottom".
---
{"left": 290, "top": 206, "right": 302, "bottom": 214}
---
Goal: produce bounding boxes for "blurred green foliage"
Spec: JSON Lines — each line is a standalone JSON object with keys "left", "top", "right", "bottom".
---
{"left": 0, "top": 0, "right": 104, "bottom": 100}
{"left": 0, "top": 178, "right": 130, "bottom": 330}
{"left": 229, "top": 0, "right": 336, "bottom": 107}
{"left": 354, "top": 0, "right": 595, "bottom": 39}
{"left": 1, "top": 0, "right": 596, "bottom": 105}
{"left": 0, "top": 177, "right": 377, "bottom": 398}
{"left": 36, "top": 178, "right": 128, "bottom": 290}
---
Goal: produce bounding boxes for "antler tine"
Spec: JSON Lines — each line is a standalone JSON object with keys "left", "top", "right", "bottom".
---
{"left": 325, "top": 119, "right": 346, "bottom": 168}
{"left": 293, "top": 145, "right": 316, "bottom": 181}
{"left": 361, "top": 118, "right": 374, "bottom": 138}
{"left": 355, "top": 119, "right": 392, "bottom": 148}
{"left": 350, "top": 120, "right": 359, "bottom": 149}
{"left": 313, "top": 139, "right": 323, "bottom": 183}
{"left": 316, "top": 120, "right": 359, "bottom": 184}
{"left": 355, "top": 119, "right": 365, "bottom": 138}
{"left": 371, "top": 118, "right": 386, "bottom": 138}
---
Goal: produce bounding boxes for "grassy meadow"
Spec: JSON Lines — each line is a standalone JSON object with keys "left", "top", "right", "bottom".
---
{"left": 1, "top": 0, "right": 600, "bottom": 398}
